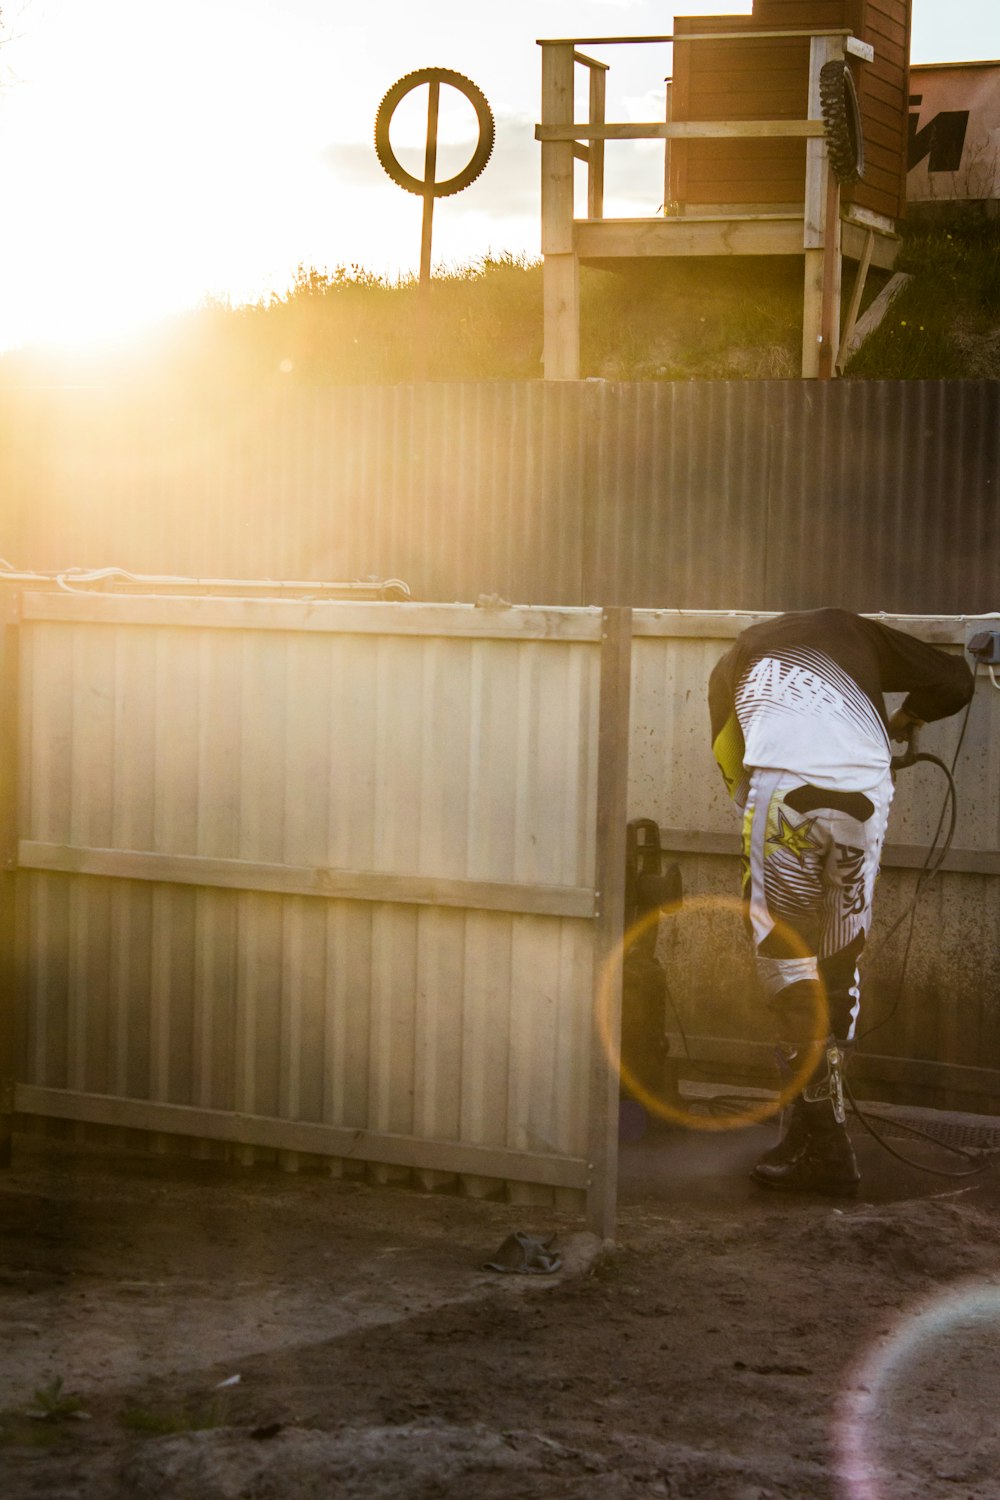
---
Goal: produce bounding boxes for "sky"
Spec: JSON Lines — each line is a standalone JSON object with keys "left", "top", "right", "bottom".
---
{"left": 0, "top": 0, "right": 996, "bottom": 351}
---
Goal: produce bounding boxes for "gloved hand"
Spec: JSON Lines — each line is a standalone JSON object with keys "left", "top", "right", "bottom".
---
{"left": 887, "top": 707, "right": 924, "bottom": 743}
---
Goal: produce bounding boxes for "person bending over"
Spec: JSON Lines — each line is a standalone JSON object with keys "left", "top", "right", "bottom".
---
{"left": 708, "top": 608, "right": 973, "bottom": 1194}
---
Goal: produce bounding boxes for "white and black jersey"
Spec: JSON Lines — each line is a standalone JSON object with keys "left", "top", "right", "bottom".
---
{"left": 709, "top": 608, "right": 973, "bottom": 804}
{"left": 734, "top": 646, "right": 890, "bottom": 794}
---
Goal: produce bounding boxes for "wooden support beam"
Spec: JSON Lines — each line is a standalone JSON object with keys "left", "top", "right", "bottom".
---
{"left": 540, "top": 40, "right": 580, "bottom": 379}
{"left": 842, "top": 219, "right": 899, "bottom": 273}
{"left": 587, "top": 607, "right": 632, "bottom": 1241}
{"left": 543, "top": 254, "right": 580, "bottom": 379}
{"left": 540, "top": 41, "right": 576, "bottom": 256}
{"left": 838, "top": 271, "right": 913, "bottom": 368}
{"left": 21, "top": 592, "right": 606, "bottom": 641}
{"left": 575, "top": 216, "right": 804, "bottom": 260}
{"left": 0, "top": 589, "right": 19, "bottom": 1167}
{"left": 663, "top": 80, "right": 673, "bottom": 214}
{"left": 13, "top": 1085, "right": 591, "bottom": 1189}
{"left": 587, "top": 65, "right": 606, "bottom": 220}
{"left": 819, "top": 166, "right": 842, "bottom": 378}
{"left": 537, "top": 30, "right": 859, "bottom": 46}
{"left": 837, "top": 228, "right": 875, "bottom": 372}
{"left": 802, "top": 34, "right": 844, "bottom": 378}
{"left": 18, "top": 841, "right": 597, "bottom": 920}
{"left": 573, "top": 51, "right": 609, "bottom": 71}
{"left": 536, "top": 120, "right": 826, "bottom": 141}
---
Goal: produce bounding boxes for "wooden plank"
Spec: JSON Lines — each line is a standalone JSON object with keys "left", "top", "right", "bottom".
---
{"left": 587, "top": 606, "right": 632, "bottom": 1240}
{"left": 543, "top": 254, "right": 580, "bottom": 380}
{"left": 842, "top": 221, "right": 898, "bottom": 272}
{"left": 804, "top": 34, "right": 840, "bottom": 248}
{"left": 12, "top": 1084, "right": 591, "bottom": 1189}
{"left": 536, "top": 120, "right": 826, "bottom": 141}
{"left": 838, "top": 271, "right": 912, "bottom": 365}
{"left": 819, "top": 165, "right": 842, "bottom": 377}
{"left": 663, "top": 80, "right": 672, "bottom": 213}
{"left": 540, "top": 40, "right": 576, "bottom": 257}
{"left": 631, "top": 611, "right": 977, "bottom": 645}
{"left": 802, "top": 34, "right": 843, "bottom": 376}
{"left": 576, "top": 217, "right": 804, "bottom": 260}
{"left": 837, "top": 228, "right": 875, "bottom": 373}
{"left": 21, "top": 593, "right": 606, "bottom": 642}
{"left": 536, "top": 31, "right": 855, "bottom": 45}
{"left": 587, "top": 66, "right": 606, "bottom": 220}
{"left": 17, "top": 842, "right": 597, "bottom": 918}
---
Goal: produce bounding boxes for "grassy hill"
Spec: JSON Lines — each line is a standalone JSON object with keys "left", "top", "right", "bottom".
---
{"left": 2, "top": 220, "right": 997, "bottom": 386}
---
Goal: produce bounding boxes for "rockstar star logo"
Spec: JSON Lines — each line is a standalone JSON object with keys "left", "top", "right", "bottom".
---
{"left": 767, "top": 807, "right": 823, "bottom": 863}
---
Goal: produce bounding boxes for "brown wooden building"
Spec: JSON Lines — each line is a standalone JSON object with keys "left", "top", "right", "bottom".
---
{"left": 669, "top": 0, "right": 911, "bottom": 226}
{"left": 536, "top": 2, "right": 911, "bottom": 380}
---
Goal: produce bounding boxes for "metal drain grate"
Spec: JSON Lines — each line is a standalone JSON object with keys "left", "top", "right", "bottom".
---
{"left": 680, "top": 1083, "right": 1000, "bottom": 1152}
{"left": 856, "top": 1111, "right": 1000, "bottom": 1153}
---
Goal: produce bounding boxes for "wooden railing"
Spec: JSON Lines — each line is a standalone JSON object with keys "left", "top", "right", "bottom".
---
{"left": 536, "top": 30, "right": 877, "bottom": 379}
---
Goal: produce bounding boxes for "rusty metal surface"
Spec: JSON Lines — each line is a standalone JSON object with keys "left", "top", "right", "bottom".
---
{"left": 2, "top": 381, "right": 998, "bottom": 615}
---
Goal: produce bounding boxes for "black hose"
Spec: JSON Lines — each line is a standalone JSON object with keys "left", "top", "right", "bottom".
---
{"left": 845, "top": 1078, "right": 988, "bottom": 1179}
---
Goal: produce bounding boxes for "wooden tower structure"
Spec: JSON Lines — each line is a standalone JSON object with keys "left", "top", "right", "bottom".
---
{"left": 537, "top": 1, "right": 911, "bottom": 379}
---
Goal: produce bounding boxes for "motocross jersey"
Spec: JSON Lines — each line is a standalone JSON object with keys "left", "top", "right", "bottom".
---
{"left": 709, "top": 609, "right": 974, "bottom": 806}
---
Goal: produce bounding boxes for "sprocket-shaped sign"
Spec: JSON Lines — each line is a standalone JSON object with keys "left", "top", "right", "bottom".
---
{"left": 374, "top": 68, "right": 495, "bottom": 198}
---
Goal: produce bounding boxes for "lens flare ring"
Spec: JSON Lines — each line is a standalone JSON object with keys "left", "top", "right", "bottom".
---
{"left": 835, "top": 1281, "right": 1000, "bottom": 1500}
{"left": 596, "top": 892, "right": 831, "bottom": 1132}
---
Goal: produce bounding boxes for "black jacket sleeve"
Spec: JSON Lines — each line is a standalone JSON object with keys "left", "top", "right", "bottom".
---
{"left": 858, "top": 617, "right": 974, "bottom": 723}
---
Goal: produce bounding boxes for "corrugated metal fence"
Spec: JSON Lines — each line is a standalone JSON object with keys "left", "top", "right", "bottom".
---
{"left": 5, "top": 594, "right": 632, "bottom": 1231}
{"left": 6, "top": 595, "right": 998, "bottom": 1224}
{"left": 2, "top": 380, "right": 998, "bottom": 614}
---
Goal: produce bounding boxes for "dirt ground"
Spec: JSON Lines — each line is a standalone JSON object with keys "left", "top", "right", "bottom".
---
{"left": 3, "top": 1111, "right": 1000, "bottom": 1500}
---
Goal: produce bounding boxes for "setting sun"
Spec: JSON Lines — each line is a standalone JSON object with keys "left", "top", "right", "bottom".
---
{"left": 0, "top": 0, "right": 990, "bottom": 353}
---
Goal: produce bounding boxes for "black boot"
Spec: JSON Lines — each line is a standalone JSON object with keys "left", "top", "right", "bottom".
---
{"left": 752, "top": 1097, "right": 859, "bottom": 1195}
{"left": 754, "top": 1094, "right": 810, "bottom": 1170}
{"left": 751, "top": 1039, "right": 859, "bottom": 1195}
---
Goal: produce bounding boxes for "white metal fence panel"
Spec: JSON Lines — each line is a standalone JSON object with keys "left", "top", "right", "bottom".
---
{"left": 12, "top": 596, "right": 629, "bottom": 1216}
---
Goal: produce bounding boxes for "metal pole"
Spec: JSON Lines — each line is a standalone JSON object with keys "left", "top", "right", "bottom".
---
{"left": 416, "top": 78, "right": 440, "bottom": 380}
{"left": 419, "top": 78, "right": 440, "bottom": 287}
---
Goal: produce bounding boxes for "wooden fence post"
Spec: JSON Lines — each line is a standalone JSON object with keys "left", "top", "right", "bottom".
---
{"left": 0, "top": 588, "right": 20, "bottom": 1166}
{"left": 802, "top": 35, "right": 843, "bottom": 378}
{"left": 541, "top": 41, "right": 580, "bottom": 380}
{"left": 587, "top": 606, "right": 632, "bottom": 1239}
